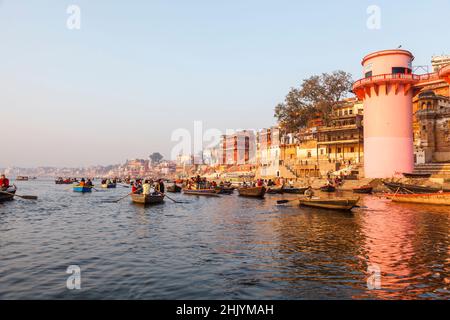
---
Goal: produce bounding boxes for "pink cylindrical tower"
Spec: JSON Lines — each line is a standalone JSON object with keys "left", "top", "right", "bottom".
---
{"left": 353, "top": 49, "right": 419, "bottom": 178}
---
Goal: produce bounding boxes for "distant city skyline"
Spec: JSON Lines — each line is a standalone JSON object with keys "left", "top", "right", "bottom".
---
{"left": 1, "top": 0, "right": 449, "bottom": 167}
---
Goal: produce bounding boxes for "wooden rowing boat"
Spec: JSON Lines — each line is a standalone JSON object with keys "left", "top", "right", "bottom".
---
{"left": 402, "top": 172, "right": 432, "bottom": 179}
{"left": 215, "top": 187, "right": 234, "bottom": 195}
{"left": 320, "top": 185, "right": 336, "bottom": 192}
{"left": 101, "top": 183, "right": 117, "bottom": 189}
{"left": 299, "top": 197, "right": 360, "bottom": 211}
{"left": 183, "top": 189, "right": 221, "bottom": 197}
{"left": 16, "top": 176, "right": 29, "bottom": 181}
{"left": 282, "top": 186, "right": 309, "bottom": 194}
{"left": 353, "top": 185, "right": 373, "bottom": 194}
{"left": 238, "top": 186, "right": 266, "bottom": 198}
{"left": 386, "top": 192, "right": 450, "bottom": 206}
{"left": 0, "top": 186, "right": 16, "bottom": 203}
{"left": 383, "top": 181, "right": 450, "bottom": 194}
{"left": 73, "top": 186, "right": 92, "bottom": 193}
{"left": 131, "top": 193, "right": 165, "bottom": 205}
{"left": 166, "top": 184, "right": 182, "bottom": 193}
{"left": 267, "top": 186, "right": 284, "bottom": 194}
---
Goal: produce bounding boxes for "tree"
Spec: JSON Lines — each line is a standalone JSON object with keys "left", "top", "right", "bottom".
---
{"left": 274, "top": 70, "right": 353, "bottom": 132}
{"left": 149, "top": 152, "right": 164, "bottom": 164}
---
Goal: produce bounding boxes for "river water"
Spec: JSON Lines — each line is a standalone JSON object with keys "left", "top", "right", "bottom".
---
{"left": 0, "top": 179, "right": 449, "bottom": 300}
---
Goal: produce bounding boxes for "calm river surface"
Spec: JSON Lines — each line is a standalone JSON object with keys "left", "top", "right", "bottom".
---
{"left": 0, "top": 179, "right": 449, "bottom": 300}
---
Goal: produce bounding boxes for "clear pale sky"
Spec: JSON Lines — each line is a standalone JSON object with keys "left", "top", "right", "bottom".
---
{"left": 1, "top": 0, "right": 449, "bottom": 167}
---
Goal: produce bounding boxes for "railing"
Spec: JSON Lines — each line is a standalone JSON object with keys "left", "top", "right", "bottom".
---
{"left": 353, "top": 72, "right": 441, "bottom": 89}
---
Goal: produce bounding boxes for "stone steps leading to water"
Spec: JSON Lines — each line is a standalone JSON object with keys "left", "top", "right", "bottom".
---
{"left": 414, "top": 163, "right": 450, "bottom": 175}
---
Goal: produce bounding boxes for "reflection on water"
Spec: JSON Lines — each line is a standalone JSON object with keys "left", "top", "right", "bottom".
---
{"left": 0, "top": 180, "right": 448, "bottom": 299}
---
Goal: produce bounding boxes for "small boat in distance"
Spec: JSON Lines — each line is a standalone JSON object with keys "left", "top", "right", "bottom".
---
{"left": 238, "top": 186, "right": 266, "bottom": 198}
{"left": 320, "top": 185, "right": 336, "bottom": 192}
{"left": 385, "top": 192, "right": 450, "bottom": 206}
{"left": 0, "top": 186, "right": 17, "bottom": 203}
{"left": 16, "top": 176, "right": 29, "bottom": 181}
{"left": 299, "top": 197, "right": 360, "bottom": 211}
{"left": 131, "top": 193, "right": 165, "bottom": 205}
{"left": 183, "top": 189, "right": 221, "bottom": 197}
{"left": 402, "top": 172, "right": 432, "bottom": 179}
{"left": 353, "top": 185, "right": 373, "bottom": 194}
{"left": 101, "top": 183, "right": 117, "bottom": 189}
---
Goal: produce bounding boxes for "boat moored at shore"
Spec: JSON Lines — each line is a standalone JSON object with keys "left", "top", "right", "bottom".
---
{"left": 386, "top": 192, "right": 450, "bottom": 206}
{"left": 238, "top": 186, "right": 266, "bottom": 198}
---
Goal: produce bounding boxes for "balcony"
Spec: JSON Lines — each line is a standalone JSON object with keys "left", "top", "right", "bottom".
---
{"left": 353, "top": 73, "right": 421, "bottom": 100}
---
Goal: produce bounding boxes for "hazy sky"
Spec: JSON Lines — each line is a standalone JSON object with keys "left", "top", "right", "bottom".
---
{"left": 1, "top": 0, "right": 449, "bottom": 167}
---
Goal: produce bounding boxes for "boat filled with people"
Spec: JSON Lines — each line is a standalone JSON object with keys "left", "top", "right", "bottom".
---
{"left": 101, "top": 179, "right": 117, "bottom": 189}
{"left": 73, "top": 178, "right": 94, "bottom": 193}
{"left": 55, "top": 177, "right": 78, "bottom": 185}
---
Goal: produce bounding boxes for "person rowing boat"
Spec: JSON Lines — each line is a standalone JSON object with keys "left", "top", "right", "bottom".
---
{"left": 0, "top": 174, "right": 10, "bottom": 191}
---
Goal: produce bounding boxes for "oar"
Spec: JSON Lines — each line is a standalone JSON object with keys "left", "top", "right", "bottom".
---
{"left": 158, "top": 192, "right": 186, "bottom": 204}
{"left": 112, "top": 186, "right": 144, "bottom": 203}
{"left": 0, "top": 191, "right": 38, "bottom": 200}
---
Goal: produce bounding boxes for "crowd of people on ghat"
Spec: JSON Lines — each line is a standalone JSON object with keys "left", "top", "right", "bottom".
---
{"left": 131, "top": 179, "right": 165, "bottom": 196}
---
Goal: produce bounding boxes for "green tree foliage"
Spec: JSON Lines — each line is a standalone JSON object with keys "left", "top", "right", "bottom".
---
{"left": 149, "top": 152, "right": 164, "bottom": 164}
{"left": 274, "top": 71, "right": 353, "bottom": 132}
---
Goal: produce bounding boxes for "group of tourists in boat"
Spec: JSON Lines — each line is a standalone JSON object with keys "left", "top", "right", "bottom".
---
{"left": 130, "top": 179, "right": 165, "bottom": 204}
{"left": 101, "top": 178, "right": 117, "bottom": 189}
{"left": 73, "top": 178, "right": 94, "bottom": 193}
{"left": 55, "top": 177, "right": 78, "bottom": 184}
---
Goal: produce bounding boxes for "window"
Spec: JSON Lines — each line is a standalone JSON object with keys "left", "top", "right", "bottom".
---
{"left": 320, "top": 149, "right": 324, "bottom": 155}
{"left": 337, "top": 148, "right": 342, "bottom": 153}
{"left": 365, "top": 71, "right": 373, "bottom": 78}
{"left": 422, "top": 125, "right": 426, "bottom": 130}
{"left": 307, "top": 151, "right": 312, "bottom": 158}
{"left": 349, "top": 110, "right": 353, "bottom": 115}
{"left": 350, "top": 147, "right": 355, "bottom": 153}
{"left": 392, "top": 67, "right": 412, "bottom": 74}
